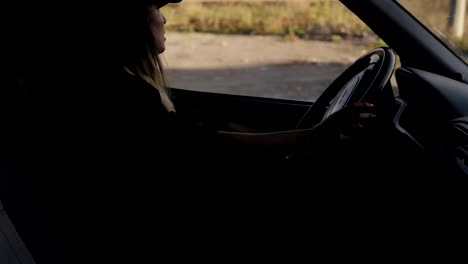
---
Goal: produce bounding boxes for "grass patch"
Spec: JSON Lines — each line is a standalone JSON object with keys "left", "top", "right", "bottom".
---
{"left": 163, "top": 1, "right": 372, "bottom": 40}
{"left": 163, "top": 0, "right": 468, "bottom": 56}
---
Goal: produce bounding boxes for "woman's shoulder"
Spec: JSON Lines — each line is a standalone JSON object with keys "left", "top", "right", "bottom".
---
{"left": 104, "top": 69, "right": 166, "bottom": 114}
{"left": 113, "top": 70, "right": 159, "bottom": 95}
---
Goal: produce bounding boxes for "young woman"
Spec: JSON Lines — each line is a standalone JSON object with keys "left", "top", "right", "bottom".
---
{"left": 5, "top": 1, "right": 377, "bottom": 263}
{"left": 109, "top": 0, "right": 376, "bottom": 159}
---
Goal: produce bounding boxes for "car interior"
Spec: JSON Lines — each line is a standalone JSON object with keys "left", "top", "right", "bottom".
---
{"left": 1, "top": 0, "right": 467, "bottom": 263}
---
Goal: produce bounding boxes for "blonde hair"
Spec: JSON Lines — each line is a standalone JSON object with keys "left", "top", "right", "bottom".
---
{"left": 115, "top": 3, "right": 175, "bottom": 112}
{"left": 124, "top": 43, "right": 175, "bottom": 112}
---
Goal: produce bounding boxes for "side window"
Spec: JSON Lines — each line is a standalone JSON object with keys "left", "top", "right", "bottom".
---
{"left": 162, "top": 1, "right": 383, "bottom": 102}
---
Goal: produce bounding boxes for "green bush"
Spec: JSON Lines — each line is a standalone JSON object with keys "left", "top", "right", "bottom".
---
{"left": 163, "top": 1, "right": 371, "bottom": 39}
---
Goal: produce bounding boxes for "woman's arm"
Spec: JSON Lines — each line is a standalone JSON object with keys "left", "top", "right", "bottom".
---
{"left": 216, "top": 126, "right": 325, "bottom": 154}
{"left": 216, "top": 102, "right": 376, "bottom": 154}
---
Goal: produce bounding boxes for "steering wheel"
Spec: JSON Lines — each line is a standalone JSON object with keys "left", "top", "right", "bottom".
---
{"left": 296, "top": 47, "right": 396, "bottom": 129}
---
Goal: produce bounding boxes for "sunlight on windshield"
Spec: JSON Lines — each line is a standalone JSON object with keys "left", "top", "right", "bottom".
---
{"left": 397, "top": 0, "right": 468, "bottom": 62}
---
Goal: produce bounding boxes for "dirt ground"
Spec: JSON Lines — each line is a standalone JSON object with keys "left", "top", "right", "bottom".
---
{"left": 163, "top": 32, "right": 371, "bottom": 101}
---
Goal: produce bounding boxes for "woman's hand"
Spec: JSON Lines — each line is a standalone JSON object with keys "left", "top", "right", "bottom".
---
{"left": 318, "top": 102, "right": 376, "bottom": 141}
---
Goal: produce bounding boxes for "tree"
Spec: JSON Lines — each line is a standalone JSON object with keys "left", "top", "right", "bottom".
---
{"left": 448, "top": 0, "right": 467, "bottom": 39}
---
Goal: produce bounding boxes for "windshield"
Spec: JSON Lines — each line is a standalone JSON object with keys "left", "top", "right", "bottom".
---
{"left": 397, "top": 0, "right": 468, "bottom": 63}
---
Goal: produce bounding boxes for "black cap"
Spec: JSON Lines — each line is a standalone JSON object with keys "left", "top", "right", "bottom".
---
{"left": 149, "top": 0, "right": 182, "bottom": 8}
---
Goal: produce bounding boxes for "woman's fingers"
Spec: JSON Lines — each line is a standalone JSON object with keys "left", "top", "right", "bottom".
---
{"left": 327, "top": 101, "right": 378, "bottom": 141}
{"left": 342, "top": 102, "right": 376, "bottom": 119}
{"left": 352, "top": 113, "right": 376, "bottom": 128}
{"left": 350, "top": 102, "right": 375, "bottom": 111}
{"left": 358, "top": 113, "right": 376, "bottom": 119}
{"left": 346, "top": 106, "right": 377, "bottom": 135}
{"left": 352, "top": 122, "right": 365, "bottom": 129}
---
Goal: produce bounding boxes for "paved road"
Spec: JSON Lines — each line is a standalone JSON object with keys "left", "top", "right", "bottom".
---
{"left": 164, "top": 32, "right": 370, "bottom": 101}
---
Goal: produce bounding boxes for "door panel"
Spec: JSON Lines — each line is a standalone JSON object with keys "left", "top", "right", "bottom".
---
{"left": 172, "top": 88, "right": 313, "bottom": 132}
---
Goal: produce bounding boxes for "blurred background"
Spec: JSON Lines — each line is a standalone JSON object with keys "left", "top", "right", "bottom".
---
{"left": 160, "top": 0, "right": 468, "bottom": 101}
